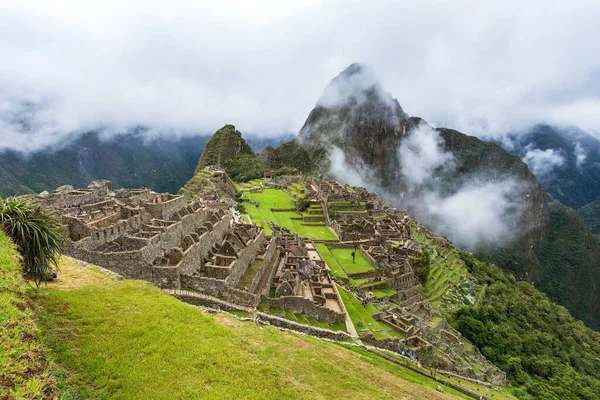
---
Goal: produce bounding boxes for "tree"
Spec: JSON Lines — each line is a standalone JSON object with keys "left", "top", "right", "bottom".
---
{"left": 0, "top": 197, "right": 66, "bottom": 288}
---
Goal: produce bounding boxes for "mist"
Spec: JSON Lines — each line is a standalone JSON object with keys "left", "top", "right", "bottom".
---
{"left": 328, "top": 124, "right": 523, "bottom": 249}
{"left": 1, "top": 1, "right": 600, "bottom": 152}
{"left": 522, "top": 147, "right": 565, "bottom": 176}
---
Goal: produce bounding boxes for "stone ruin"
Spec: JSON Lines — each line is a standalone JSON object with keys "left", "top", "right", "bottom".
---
{"left": 29, "top": 176, "right": 507, "bottom": 386}
{"left": 266, "top": 232, "right": 346, "bottom": 324}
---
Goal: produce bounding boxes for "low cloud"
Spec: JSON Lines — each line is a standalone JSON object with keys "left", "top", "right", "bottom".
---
{"left": 397, "top": 125, "right": 521, "bottom": 248}
{"left": 574, "top": 142, "right": 587, "bottom": 168}
{"left": 327, "top": 123, "right": 523, "bottom": 249}
{"left": 2, "top": 1, "right": 600, "bottom": 152}
{"left": 522, "top": 147, "right": 565, "bottom": 176}
{"left": 398, "top": 124, "right": 453, "bottom": 186}
{"left": 317, "top": 63, "right": 396, "bottom": 110}
{"left": 329, "top": 146, "right": 381, "bottom": 193}
{"left": 419, "top": 180, "right": 520, "bottom": 248}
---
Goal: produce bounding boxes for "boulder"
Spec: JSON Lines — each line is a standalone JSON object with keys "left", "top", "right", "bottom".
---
{"left": 38, "top": 190, "right": 50, "bottom": 198}
{"left": 54, "top": 184, "right": 74, "bottom": 194}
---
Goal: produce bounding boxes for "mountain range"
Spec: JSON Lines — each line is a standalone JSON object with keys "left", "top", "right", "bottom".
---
{"left": 1, "top": 63, "right": 599, "bottom": 330}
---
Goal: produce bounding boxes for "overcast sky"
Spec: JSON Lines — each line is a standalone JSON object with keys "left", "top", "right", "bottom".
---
{"left": 1, "top": 0, "right": 599, "bottom": 151}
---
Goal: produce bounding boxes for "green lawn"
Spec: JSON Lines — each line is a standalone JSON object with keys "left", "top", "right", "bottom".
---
{"left": 373, "top": 288, "right": 397, "bottom": 298}
{"left": 243, "top": 189, "right": 336, "bottom": 240}
{"left": 32, "top": 280, "right": 455, "bottom": 400}
{"left": 329, "top": 248, "right": 375, "bottom": 275}
{"left": 315, "top": 243, "right": 349, "bottom": 280}
{"left": 336, "top": 286, "right": 403, "bottom": 340}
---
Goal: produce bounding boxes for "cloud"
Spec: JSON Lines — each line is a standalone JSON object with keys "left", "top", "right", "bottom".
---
{"left": 327, "top": 123, "right": 523, "bottom": 248}
{"left": 420, "top": 180, "right": 520, "bottom": 248}
{"left": 522, "top": 148, "right": 565, "bottom": 176}
{"left": 574, "top": 142, "right": 587, "bottom": 168}
{"left": 317, "top": 63, "right": 396, "bottom": 109}
{"left": 396, "top": 125, "right": 521, "bottom": 248}
{"left": 398, "top": 124, "right": 453, "bottom": 186}
{"left": 1, "top": 0, "right": 600, "bottom": 152}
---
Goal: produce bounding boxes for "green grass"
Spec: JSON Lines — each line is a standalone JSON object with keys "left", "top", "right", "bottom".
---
{"left": 413, "top": 227, "right": 469, "bottom": 305}
{"left": 236, "top": 259, "right": 263, "bottom": 290}
{"left": 336, "top": 286, "right": 402, "bottom": 340}
{"left": 0, "top": 232, "right": 55, "bottom": 399}
{"left": 339, "top": 346, "right": 471, "bottom": 399}
{"left": 315, "top": 243, "right": 349, "bottom": 280}
{"left": 329, "top": 248, "right": 375, "bottom": 275}
{"left": 32, "top": 280, "right": 454, "bottom": 399}
{"left": 243, "top": 189, "right": 336, "bottom": 240}
{"left": 372, "top": 288, "right": 397, "bottom": 298}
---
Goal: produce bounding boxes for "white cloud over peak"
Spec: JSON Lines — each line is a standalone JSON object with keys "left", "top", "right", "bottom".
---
{"left": 1, "top": 0, "right": 600, "bottom": 151}
{"left": 523, "top": 148, "right": 565, "bottom": 176}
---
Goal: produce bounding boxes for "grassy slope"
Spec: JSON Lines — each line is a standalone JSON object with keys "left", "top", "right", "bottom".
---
{"left": 337, "top": 286, "right": 402, "bottom": 340}
{"left": 32, "top": 277, "right": 463, "bottom": 400}
{"left": 0, "top": 232, "right": 54, "bottom": 399}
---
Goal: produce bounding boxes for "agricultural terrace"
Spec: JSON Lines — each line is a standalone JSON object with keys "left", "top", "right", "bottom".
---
{"left": 412, "top": 225, "right": 470, "bottom": 305}
{"left": 238, "top": 183, "right": 337, "bottom": 240}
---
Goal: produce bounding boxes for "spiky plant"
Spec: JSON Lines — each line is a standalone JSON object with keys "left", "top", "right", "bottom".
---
{"left": 0, "top": 197, "right": 66, "bottom": 288}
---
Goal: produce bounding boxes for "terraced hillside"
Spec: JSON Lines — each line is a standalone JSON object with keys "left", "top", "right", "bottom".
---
{"left": 413, "top": 225, "right": 474, "bottom": 311}
{"left": 179, "top": 168, "right": 236, "bottom": 199}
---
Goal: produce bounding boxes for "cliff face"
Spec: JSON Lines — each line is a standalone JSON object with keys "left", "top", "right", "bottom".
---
{"left": 298, "top": 63, "right": 418, "bottom": 186}
{"left": 298, "top": 63, "right": 600, "bottom": 329}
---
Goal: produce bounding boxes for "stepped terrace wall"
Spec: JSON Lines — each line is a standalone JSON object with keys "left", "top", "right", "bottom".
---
{"left": 67, "top": 209, "right": 231, "bottom": 283}
{"left": 249, "top": 238, "right": 281, "bottom": 295}
{"left": 180, "top": 275, "right": 260, "bottom": 307}
{"left": 66, "top": 239, "right": 160, "bottom": 281}
{"left": 264, "top": 296, "right": 345, "bottom": 324}
{"left": 225, "top": 230, "right": 266, "bottom": 288}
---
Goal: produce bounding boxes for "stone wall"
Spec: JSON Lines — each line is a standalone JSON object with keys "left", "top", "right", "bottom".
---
{"left": 36, "top": 190, "right": 105, "bottom": 209}
{"left": 152, "top": 266, "right": 181, "bottom": 289}
{"left": 67, "top": 209, "right": 231, "bottom": 284}
{"left": 265, "top": 296, "right": 345, "bottom": 324}
{"left": 225, "top": 230, "right": 266, "bottom": 288}
{"left": 255, "top": 312, "right": 351, "bottom": 341}
{"left": 180, "top": 276, "right": 259, "bottom": 307}
{"left": 66, "top": 240, "right": 160, "bottom": 281}
{"left": 362, "top": 336, "right": 408, "bottom": 354}
{"left": 249, "top": 237, "right": 280, "bottom": 295}
{"left": 89, "top": 213, "right": 149, "bottom": 243}
{"left": 144, "top": 195, "right": 188, "bottom": 220}
{"left": 62, "top": 215, "right": 91, "bottom": 241}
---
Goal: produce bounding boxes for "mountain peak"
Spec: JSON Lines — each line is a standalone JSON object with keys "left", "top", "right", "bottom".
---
{"left": 316, "top": 63, "right": 398, "bottom": 110}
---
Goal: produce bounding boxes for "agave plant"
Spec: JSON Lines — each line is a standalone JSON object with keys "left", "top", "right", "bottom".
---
{"left": 0, "top": 197, "right": 66, "bottom": 288}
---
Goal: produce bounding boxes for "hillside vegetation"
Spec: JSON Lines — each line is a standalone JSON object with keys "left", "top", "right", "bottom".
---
{"left": 430, "top": 245, "right": 600, "bottom": 400}
{"left": 0, "top": 231, "right": 55, "bottom": 399}
{"left": 578, "top": 199, "right": 600, "bottom": 236}
{"left": 32, "top": 272, "right": 464, "bottom": 399}
{"left": 0, "top": 131, "right": 209, "bottom": 196}
{"left": 536, "top": 201, "right": 600, "bottom": 327}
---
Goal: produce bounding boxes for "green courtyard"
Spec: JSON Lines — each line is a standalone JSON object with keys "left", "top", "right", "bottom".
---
{"left": 240, "top": 187, "right": 337, "bottom": 240}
